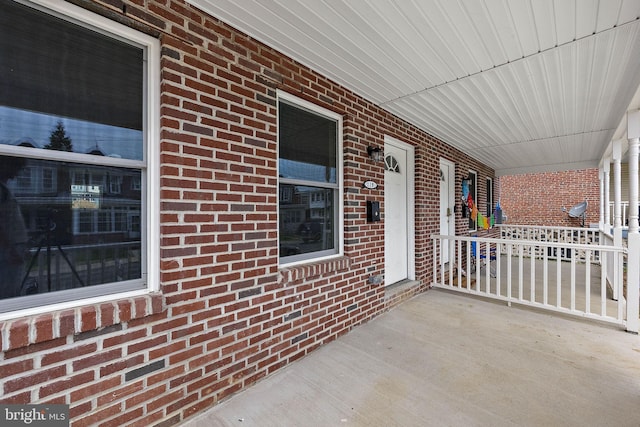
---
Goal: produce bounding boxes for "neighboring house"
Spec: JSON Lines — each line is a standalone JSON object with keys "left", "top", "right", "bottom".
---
{"left": 499, "top": 169, "right": 601, "bottom": 228}
{"left": 0, "top": 1, "right": 495, "bottom": 425}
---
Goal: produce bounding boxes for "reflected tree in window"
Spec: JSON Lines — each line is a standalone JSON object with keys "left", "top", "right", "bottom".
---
{"left": 44, "top": 121, "right": 73, "bottom": 152}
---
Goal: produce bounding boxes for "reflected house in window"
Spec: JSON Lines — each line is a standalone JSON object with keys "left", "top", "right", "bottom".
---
{"left": 5, "top": 158, "right": 142, "bottom": 246}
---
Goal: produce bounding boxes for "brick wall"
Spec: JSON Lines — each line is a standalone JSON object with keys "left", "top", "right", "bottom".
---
{"left": 499, "top": 169, "right": 600, "bottom": 227}
{"left": 0, "top": 1, "right": 495, "bottom": 426}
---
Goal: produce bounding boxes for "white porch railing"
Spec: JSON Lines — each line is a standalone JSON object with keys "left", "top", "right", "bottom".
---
{"left": 432, "top": 234, "right": 627, "bottom": 328}
{"left": 608, "top": 201, "right": 629, "bottom": 227}
{"left": 498, "top": 224, "right": 601, "bottom": 262}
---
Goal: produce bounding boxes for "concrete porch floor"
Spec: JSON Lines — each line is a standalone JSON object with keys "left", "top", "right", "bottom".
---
{"left": 180, "top": 289, "right": 640, "bottom": 427}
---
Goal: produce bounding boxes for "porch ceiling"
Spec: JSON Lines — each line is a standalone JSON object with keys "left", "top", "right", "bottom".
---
{"left": 188, "top": 0, "right": 640, "bottom": 176}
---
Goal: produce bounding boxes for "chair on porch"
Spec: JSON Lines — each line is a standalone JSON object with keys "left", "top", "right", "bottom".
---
{"left": 470, "top": 239, "right": 497, "bottom": 278}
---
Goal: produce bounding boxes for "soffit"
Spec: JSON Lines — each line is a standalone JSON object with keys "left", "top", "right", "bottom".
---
{"left": 188, "top": 0, "right": 640, "bottom": 176}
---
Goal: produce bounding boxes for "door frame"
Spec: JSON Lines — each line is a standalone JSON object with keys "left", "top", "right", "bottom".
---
{"left": 384, "top": 135, "right": 415, "bottom": 283}
{"left": 439, "top": 158, "right": 456, "bottom": 265}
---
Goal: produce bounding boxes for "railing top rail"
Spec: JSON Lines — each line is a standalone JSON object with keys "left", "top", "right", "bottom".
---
{"left": 431, "top": 234, "right": 626, "bottom": 253}
{"left": 496, "top": 224, "right": 598, "bottom": 232}
{"left": 27, "top": 241, "right": 140, "bottom": 252}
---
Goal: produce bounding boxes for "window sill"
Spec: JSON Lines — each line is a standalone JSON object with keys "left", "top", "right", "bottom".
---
{"left": 278, "top": 255, "right": 350, "bottom": 283}
{"left": 0, "top": 293, "right": 164, "bottom": 352}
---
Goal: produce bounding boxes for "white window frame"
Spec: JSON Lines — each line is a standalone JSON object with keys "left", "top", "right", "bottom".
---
{"left": 486, "top": 177, "right": 493, "bottom": 217}
{"left": 468, "top": 170, "right": 478, "bottom": 232}
{"left": 0, "top": 0, "right": 159, "bottom": 320}
{"left": 277, "top": 91, "right": 344, "bottom": 266}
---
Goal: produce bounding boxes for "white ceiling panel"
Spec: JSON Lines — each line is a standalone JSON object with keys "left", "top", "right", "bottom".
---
{"left": 189, "top": 0, "right": 640, "bottom": 175}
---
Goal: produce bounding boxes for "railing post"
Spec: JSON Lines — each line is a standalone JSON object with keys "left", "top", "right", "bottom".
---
{"left": 626, "top": 111, "right": 640, "bottom": 333}
{"left": 613, "top": 139, "right": 623, "bottom": 300}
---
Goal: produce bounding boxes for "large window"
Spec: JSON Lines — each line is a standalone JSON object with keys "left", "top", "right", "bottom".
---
{"left": 486, "top": 177, "right": 494, "bottom": 217}
{"left": 0, "top": 0, "right": 158, "bottom": 315}
{"left": 468, "top": 170, "right": 477, "bottom": 232}
{"left": 278, "top": 92, "right": 343, "bottom": 263}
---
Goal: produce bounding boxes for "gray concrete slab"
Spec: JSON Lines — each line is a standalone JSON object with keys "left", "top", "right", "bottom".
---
{"left": 180, "top": 289, "right": 640, "bottom": 427}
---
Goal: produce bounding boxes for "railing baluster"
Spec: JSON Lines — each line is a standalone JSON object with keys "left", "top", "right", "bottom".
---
{"left": 448, "top": 238, "right": 454, "bottom": 287}
{"left": 433, "top": 238, "right": 437, "bottom": 285}
{"left": 507, "top": 244, "right": 512, "bottom": 303}
{"left": 570, "top": 250, "right": 576, "bottom": 312}
{"left": 485, "top": 244, "right": 490, "bottom": 294}
{"left": 495, "top": 243, "right": 501, "bottom": 297}
{"left": 439, "top": 238, "right": 444, "bottom": 286}
{"left": 585, "top": 249, "right": 591, "bottom": 314}
{"left": 617, "top": 252, "right": 624, "bottom": 322}
{"left": 543, "top": 247, "right": 548, "bottom": 305}
{"left": 601, "top": 251, "right": 607, "bottom": 317}
{"left": 466, "top": 239, "right": 471, "bottom": 291}
{"left": 556, "top": 252, "right": 562, "bottom": 308}
{"left": 518, "top": 245, "right": 524, "bottom": 301}
{"left": 530, "top": 249, "right": 535, "bottom": 302}
{"left": 451, "top": 240, "right": 462, "bottom": 286}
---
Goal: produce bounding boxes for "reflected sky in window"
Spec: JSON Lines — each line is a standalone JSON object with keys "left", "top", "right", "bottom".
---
{"left": 279, "top": 159, "right": 336, "bottom": 183}
{"left": 0, "top": 106, "right": 143, "bottom": 160}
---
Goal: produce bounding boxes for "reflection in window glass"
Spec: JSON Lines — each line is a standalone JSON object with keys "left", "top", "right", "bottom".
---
{"left": 0, "top": 155, "right": 142, "bottom": 300}
{"left": 279, "top": 184, "right": 335, "bottom": 257}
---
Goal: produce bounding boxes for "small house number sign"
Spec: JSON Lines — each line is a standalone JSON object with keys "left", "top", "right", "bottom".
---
{"left": 363, "top": 180, "right": 378, "bottom": 190}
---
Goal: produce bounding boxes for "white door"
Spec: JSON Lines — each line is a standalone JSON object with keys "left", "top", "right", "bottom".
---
{"left": 384, "top": 137, "right": 414, "bottom": 285}
{"left": 439, "top": 159, "right": 455, "bottom": 265}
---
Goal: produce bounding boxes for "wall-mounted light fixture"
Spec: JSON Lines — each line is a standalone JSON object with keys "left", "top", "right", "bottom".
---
{"left": 367, "top": 145, "right": 383, "bottom": 162}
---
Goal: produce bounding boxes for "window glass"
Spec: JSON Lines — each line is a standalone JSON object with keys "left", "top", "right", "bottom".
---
{"left": 278, "top": 96, "right": 341, "bottom": 262}
{"left": 279, "top": 184, "right": 335, "bottom": 257}
{"left": 0, "top": 156, "right": 142, "bottom": 299}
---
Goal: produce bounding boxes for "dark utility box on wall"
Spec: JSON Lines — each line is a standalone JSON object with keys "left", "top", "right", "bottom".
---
{"left": 367, "top": 201, "right": 380, "bottom": 222}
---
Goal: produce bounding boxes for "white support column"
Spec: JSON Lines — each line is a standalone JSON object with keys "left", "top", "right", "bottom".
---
{"left": 599, "top": 169, "right": 605, "bottom": 230}
{"left": 613, "top": 140, "right": 623, "bottom": 245}
{"left": 604, "top": 160, "right": 610, "bottom": 228}
{"left": 613, "top": 140, "right": 623, "bottom": 301}
{"left": 626, "top": 110, "right": 640, "bottom": 333}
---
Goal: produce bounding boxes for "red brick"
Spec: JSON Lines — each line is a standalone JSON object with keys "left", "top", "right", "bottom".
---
{"left": 57, "top": 310, "right": 76, "bottom": 337}
{"left": 80, "top": 306, "right": 97, "bottom": 332}
{"left": 127, "top": 334, "right": 168, "bottom": 356}
{"left": 74, "top": 402, "right": 121, "bottom": 427}
{"left": 42, "top": 343, "right": 97, "bottom": 366}
{"left": 7, "top": 319, "right": 29, "bottom": 350}
{"left": 98, "top": 406, "right": 144, "bottom": 427}
{"left": 70, "top": 376, "right": 122, "bottom": 403}
{"left": 146, "top": 388, "right": 184, "bottom": 413}
{"left": 4, "top": 365, "right": 67, "bottom": 394}
{"left": 0, "top": 358, "right": 34, "bottom": 379}
{"left": 33, "top": 314, "right": 54, "bottom": 343}
{"left": 96, "top": 380, "right": 144, "bottom": 406}
{"left": 72, "top": 348, "right": 122, "bottom": 372}
{"left": 125, "top": 384, "right": 166, "bottom": 410}
{"left": 39, "top": 370, "right": 95, "bottom": 398}
{"left": 0, "top": 391, "right": 31, "bottom": 404}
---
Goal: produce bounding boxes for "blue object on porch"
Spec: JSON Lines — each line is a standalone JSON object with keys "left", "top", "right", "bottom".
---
{"left": 471, "top": 240, "right": 497, "bottom": 277}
